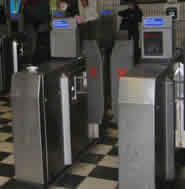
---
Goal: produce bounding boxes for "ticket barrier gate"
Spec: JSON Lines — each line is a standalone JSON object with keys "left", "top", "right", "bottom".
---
{"left": 11, "top": 61, "right": 89, "bottom": 187}
{"left": 118, "top": 15, "right": 185, "bottom": 189}
{"left": 118, "top": 63, "right": 175, "bottom": 189}
{"left": 82, "top": 41, "right": 104, "bottom": 133}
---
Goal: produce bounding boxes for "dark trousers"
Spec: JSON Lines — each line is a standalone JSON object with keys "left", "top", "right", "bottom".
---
{"left": 79, "top": 20, "right": 98, "bottom": 40}
{"left": 128, "top": 31, "right": 140, "bottom": 64}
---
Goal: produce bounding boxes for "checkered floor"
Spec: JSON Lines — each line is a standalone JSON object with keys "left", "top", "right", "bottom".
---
{"left": 0, "top": 96, "right": 119, "bottom": 189}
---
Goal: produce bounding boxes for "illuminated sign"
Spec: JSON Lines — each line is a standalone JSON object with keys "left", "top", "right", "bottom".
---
{"left": 53, "top": 20, "right": 70, "bottom": 29}
{"left": 101, "top": 10, "right": 112, "bottom": 15}
{"left": 144, "top": 17, "right": 164, "bottom": 27}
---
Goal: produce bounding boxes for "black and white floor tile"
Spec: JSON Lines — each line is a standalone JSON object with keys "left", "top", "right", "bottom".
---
{"left": 0, "top": 96, "right": 119, "bottom": 189}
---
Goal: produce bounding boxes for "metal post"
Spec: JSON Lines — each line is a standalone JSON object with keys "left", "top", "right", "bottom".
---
{"left": 12, "top": 40, "right": 18, "bottom": 72}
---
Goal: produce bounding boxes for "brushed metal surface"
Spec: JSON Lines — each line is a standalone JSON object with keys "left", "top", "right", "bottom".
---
{"left": 118, "top": 63, "right": 175, "bottom": 189}
{"left": 173, "top": 62, "right": 185, "bottom": 148}
{"left": 11, "top": 72, "right": 47, "bottom": 185}
{"left": 119, "top": 63, "right": 167, "bottom": 105}
{"left": 119, "top": 77, "right": 156, "bottom": 105}
{"left": 60, "top": 75, "right": 72, "bottom": 165}
{"left": 50, "top": 18, "right": 80, "bottom": 58}
{"left": 12, "top": 41, "right": 18, "bottom": 73}
{"left": 119, "top": 103, "right": 155, "bottom": 189}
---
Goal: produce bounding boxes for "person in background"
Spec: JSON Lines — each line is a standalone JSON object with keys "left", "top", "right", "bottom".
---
{"left": 57, "top": 0, "right": 74, "bottom": 16}
{"left": 22, "top": 0, "right": 50, "bottom": 64}
{"left": 76, "top": 0, "right": 99, "bottom": 40}
{"left": 118, "top": 0, "right": 143, "bottom": 63}
{"left": 22, "top": 0, "right": 49, "bottom": 28}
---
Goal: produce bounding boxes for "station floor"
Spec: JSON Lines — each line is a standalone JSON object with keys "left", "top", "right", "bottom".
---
{"left": 0, "top": 96, "right": 119, "bottom": 189}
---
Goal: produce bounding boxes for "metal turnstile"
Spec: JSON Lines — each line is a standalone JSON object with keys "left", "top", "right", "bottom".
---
{"left": 110, "top": 40, "right": 134, "bottom": 123}
{"left": 11, "top": 62, "right": 88, "bottom": 187}
{"left": 118, "top": 63, "right": 175, "bottom": 189}
{"left": 174, "top": 62, "right": 185, "bottom": 148}
{"left": 82, "top": 40, "right": 104, "bottom": 137}
{"left": 50, "top": 17, "right": 80, "bottom": 58}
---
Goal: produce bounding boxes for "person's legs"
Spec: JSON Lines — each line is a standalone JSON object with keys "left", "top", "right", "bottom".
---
{"left": 133, "top": 32, "right": 140, "bottom": 64}
{"left": 78, "top": 22, "right": 89, "bottom": 40}
{"left": 87, "top": 20, "right": 98, "bottom": 40}
{"left": 23, "top": 1, "right": 49, "bottom": 25}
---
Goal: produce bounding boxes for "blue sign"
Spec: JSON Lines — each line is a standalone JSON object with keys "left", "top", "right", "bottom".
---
{"left": 53, "top": 20, "right": 70, "bottom": 29}
{"left": 10, "top": 0, "right": 22, "bottom": 14}
{"left": 144, "top": 17, "right": 164, "bottom": 27}
{"left": 53, "top": 11, "right": 64, "bottom": 18}
{"left": 101, "top": 9, "right": 112, "bottom": 15}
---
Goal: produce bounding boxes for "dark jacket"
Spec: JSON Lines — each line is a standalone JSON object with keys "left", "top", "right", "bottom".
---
{"left": 118, "top": 6, "right": 142, "bottom": 33}
{"left": 23, "top": 0, "right": 49, "bottom": 25}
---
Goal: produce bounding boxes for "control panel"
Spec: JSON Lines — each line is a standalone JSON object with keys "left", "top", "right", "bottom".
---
{"left": 141, "top": 16, "right": 173, "bottom": 60}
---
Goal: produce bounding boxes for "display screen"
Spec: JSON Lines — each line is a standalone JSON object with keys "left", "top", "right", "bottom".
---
{"left": 101, "top": 10, "right": 113, "bottom": 15}
{"left": 144, "top": 17, "right": 164, "bottom": 27}
{"left": 144, "top": 32, "right": 163, "bottom": 56}
{"left": 53, "top": 20, "right": 70, "bottom": 29}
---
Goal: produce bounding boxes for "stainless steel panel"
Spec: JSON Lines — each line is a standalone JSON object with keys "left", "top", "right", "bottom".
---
{"left": 119, "top": 103, "right": 155, "bottom": 189}
{"left": 60, "top": 74, "right": 72, "bottom": 165}
{"left": 118, "top": 63, "right": 175, "bottom": 189}
{"left": 11, "top": 72, "right": 47, "bottom": 185}
{"left": 50, "top": 18, "right": 80, "bottom": 58}
{"left": 11, "top": 62, "right": 88, "bottom": 186}
{"left": 12, "top": 40, "right": 18, "bottom": 73}
{"left": 119, "top": 77, "right": 155, "bottom": 105}
{"left": 173, "top": 62, "right": 185, "bottom": 148}
{"left": 119, "top": 63, "right": 167, "bottom": 105}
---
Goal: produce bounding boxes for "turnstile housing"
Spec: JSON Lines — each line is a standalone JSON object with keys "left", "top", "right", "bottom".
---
{"left": 118, "top": 63, "right": 175, "bottom": 189}
{"left": 82, "top": 40, "right": 104, "bottom": 124}
{"left": 50, "top": 17, "right": 80, "bottom": 58}
{"left": 11, "top": 61, "right": 88, "bottom": 186}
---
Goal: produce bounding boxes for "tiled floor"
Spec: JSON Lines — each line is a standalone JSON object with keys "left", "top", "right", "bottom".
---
{"left": 0, "top": 96, "right": 119, "bottom": 189}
